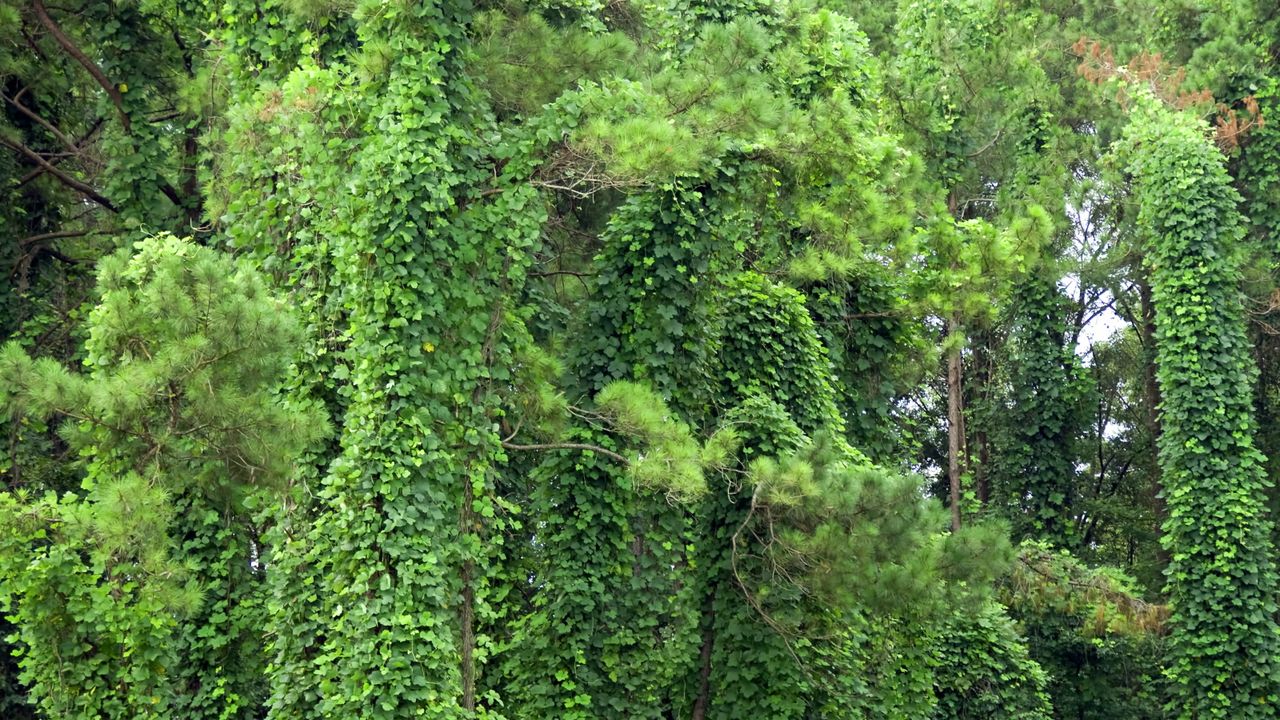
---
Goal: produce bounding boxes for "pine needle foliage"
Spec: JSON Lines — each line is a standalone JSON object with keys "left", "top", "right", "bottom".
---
{"left": 0, "top": 234, "right": 323, "bottom": 719}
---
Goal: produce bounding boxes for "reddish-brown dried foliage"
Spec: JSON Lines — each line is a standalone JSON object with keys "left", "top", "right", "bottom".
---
{"left": 1071, "top": 36, "right": 1263, "bottom": 151}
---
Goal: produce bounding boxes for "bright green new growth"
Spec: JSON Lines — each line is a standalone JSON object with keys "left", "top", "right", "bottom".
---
{"left": 1124, "top": 95, "right": 1280, "bottom": 719}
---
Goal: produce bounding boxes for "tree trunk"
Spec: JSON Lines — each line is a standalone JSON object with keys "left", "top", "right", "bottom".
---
{"left": 1138, "top": 276, "right": 1166, "bottom": 556}
{"left": 460, "top": 480, "right": 476, "bottom": 712}
{"left": 691, "top": 592, "right": 716, "bottom": 720}
{"left": 947, "top": 330, "right": 966, "bottom": 532}
{"left": 972, "top": 328, "right": 995, "bottom": 505}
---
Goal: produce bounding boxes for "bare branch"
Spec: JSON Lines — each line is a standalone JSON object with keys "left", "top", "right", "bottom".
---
{"left": 17, "top": 229, "right": 97, "bottom": 246}
{"left": 731, "top": 481, "right": 807, "bottom": 666}
{"left": 532, "top": 145, "right": 648, "bottom": 199}
{"left": 17, "top": 117, "right": 104, "bottom": 186}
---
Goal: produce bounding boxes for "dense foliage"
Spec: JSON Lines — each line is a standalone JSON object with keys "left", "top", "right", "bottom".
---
{"left": 4, "top": 0, "right": 1280, "bottom": 718}
{"left": 1124, "top": 97, "right": 1280, "bottom": 718}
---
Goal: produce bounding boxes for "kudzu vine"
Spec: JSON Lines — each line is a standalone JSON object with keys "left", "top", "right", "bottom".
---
{"left": 991, "top": 270, "right": 1092, "bottom": 546}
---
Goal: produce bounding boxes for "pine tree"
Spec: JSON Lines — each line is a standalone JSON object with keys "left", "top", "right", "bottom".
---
{"left": 0, "top": 235, "right": 323, "bottom": 718}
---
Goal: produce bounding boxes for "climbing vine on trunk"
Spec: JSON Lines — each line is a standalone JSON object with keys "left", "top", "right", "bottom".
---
{"left": 1124, "top": 95, "right": 1280, "bottom": 719}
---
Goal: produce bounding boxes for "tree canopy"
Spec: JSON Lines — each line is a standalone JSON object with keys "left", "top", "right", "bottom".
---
{"left": 4, "top": 0, "right": 1280, "bottom": 718}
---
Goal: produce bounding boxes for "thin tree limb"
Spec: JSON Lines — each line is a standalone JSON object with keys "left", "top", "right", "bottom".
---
{"left": 2, "top": 90, "right": 77, "bottom": 152}
{"left": 0, "top": 136, "right": 118, "bottom": 211}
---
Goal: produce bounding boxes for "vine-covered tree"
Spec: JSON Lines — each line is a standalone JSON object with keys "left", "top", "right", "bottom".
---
{"left": 1124, "top": 95, "right": 1280, "bottom": 719}
{"left": 7, "top": 0, "right": 1280, "bottom": 718}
